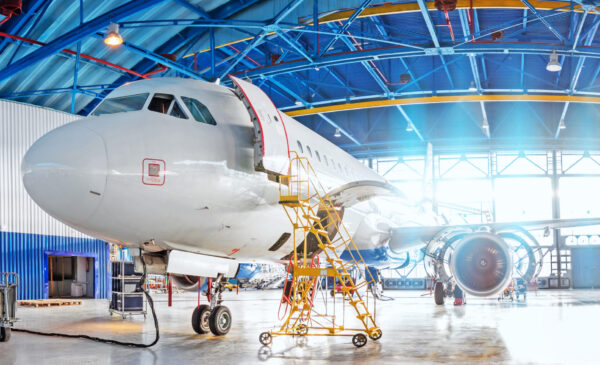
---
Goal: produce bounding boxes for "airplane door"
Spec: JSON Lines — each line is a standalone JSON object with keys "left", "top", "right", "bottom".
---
{"left": 230, "top": 75, "right": 290, "bottom": 176}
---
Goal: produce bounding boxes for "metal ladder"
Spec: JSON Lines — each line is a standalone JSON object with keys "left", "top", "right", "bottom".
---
{"left": 261, "top": 152, "right": 381, "bottom": 347}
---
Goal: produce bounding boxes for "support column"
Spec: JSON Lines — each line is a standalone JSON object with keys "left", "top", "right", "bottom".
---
{"left": 551, "top": 150, "right": 562, "bottom": 283}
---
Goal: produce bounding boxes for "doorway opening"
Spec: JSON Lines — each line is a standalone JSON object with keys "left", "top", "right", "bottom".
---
{"left": 48, "top": 255, "right": 95, "bottom": 298}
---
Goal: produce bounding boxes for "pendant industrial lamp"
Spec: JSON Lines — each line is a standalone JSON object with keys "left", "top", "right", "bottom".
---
{"left": 104, "top": 22, "right": 123, "bottom": 47}
{"left": 546, "top": 50, "right": 561, "bottom": 72}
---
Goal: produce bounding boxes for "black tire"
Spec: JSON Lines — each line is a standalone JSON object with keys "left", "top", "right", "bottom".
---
{"left": 330, "top": 289, "right": 335, "bottom": 297}
{"left": 209, "top": 305, "right": 232, "bottom": 336}
{"left": 259, "top": 331, "right": 272, "bottom": 346}
{"left": 434, "top": 281, "right": 444, "bottom": 305}
{"left": 0, "top": 327, "right": 11, "bottom": 342}
{"left": 352, "top": 333, "right": 367, "bottom": 348}
{"left": 369, "top": 328, "right": 382, "bottom": 341}
{"left": 191, "top": 304, "right": 211, "bottom": 334}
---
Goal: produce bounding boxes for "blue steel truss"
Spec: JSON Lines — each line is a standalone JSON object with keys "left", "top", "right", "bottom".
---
{"left": 1, "top": 1, "right": 600, "bottom": 156}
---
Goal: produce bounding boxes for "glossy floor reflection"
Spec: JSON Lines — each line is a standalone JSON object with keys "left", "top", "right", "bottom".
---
{"left": 2, "top": 289, "right": 600, "bottom": 364}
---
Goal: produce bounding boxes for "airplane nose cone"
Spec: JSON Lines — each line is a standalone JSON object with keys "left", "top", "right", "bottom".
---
{"left": 22, "top": 123, "right": 107, "bottom": 226}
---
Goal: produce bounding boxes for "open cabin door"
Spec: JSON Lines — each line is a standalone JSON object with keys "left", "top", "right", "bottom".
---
{"left": 230, "top": 75, "right": 290, "bottom": 177}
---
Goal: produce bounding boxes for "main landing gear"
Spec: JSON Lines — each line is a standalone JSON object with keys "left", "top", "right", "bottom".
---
{"left": 191, "top": 274, "right": 232, "bottom": 336}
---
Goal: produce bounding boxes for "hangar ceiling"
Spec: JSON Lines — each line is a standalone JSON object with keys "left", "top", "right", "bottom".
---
{"left": 1, "top": 0, "right": 600, "bottom": 156}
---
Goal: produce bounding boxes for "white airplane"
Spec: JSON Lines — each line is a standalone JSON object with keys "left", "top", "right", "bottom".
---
{"left": 21, "top": 76, "right": 600, "bottom": 336}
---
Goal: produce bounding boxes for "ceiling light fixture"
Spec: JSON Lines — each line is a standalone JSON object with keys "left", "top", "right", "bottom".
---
{"left": 559, "top": 118, "right": 566, "bottom": 129}
{"left": 334, "top": 128, "right": 341, "bottom": 138}
{"left": 546, "top": 50, "right": 562, "bottom": 72}
{"left": 295, "top": 100, "right": 303, "bottom": 106}
{"left": 104, "top": 22, "right": 123, "bottom": 47}
{"left": 482, "top": 118, "right": 489, "bottom": 130}
{"left": 468, "top": 81, "right": 477, "bottom": 92}
{"left": 406, "top": 122, "right": 413, "bottom": 132}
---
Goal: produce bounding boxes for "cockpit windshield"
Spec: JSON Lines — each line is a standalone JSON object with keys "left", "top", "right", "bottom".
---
{"left": 91, "top": 93, "right": 149, "bottom": 116}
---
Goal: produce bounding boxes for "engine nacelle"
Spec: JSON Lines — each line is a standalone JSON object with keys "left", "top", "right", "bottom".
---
{"left": 450, "top": 232, "right": 513, "bottom": 297}
{"left": 170, "top": 274, "right": 205, "bottom": 291}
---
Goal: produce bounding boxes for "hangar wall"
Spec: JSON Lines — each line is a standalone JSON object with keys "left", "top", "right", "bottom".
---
{"left": 0, "top": 100, "right": 110, "bottom": 300}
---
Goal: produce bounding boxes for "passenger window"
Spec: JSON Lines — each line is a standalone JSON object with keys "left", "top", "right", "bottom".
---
{"left": 296, "top": 141, "right": 304, "bottom": 154}
{"left": 315, "top": 150, "right": 321, "bottom": 162}
{"left": 181, "top": 96, "right": 217, "bottom": 125}
{"left": 323, "top": 155, "right": 329, "bottom": 166}
{"left": 306, "top": 146, "right": 313, "bottom": 158}
{"left": 92, "top": 93, "right": 149, "bottom": 116}
{"left": 148, "top": 93, "right": 174, "bottom": 114}
{"left": 169, "top": 101, "right": 188, "bottom": 119}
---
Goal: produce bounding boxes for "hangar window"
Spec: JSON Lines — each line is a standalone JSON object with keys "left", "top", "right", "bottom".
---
{"left": 296, "top": 141, "right": 304, "bottom": 154}
{"left": 315, "top": 150, "right": 321, "bottom": 162}
{"left": 92, "top": 93, "right": 149, "bottom": 116}
{"left": 181, "top": 96, "right": 217, "bottom": 125}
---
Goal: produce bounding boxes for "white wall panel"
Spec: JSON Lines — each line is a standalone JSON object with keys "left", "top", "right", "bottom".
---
{"left": 0, "top": 99, "right": 90, "bottom": 237}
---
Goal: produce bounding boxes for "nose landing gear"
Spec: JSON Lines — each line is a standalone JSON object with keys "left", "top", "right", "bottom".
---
{"left": 191, "top": 274, "right": 232, "bottom": 336}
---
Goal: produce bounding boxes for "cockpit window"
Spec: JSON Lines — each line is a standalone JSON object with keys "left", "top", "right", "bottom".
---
{"left": 170, "top": 101, "right": 188, "bottom": 119}
{"left": 181, "top": 96, "right": 216, "bottom": 125}
{"left": 92, "top": 93, "right": 149, "bottom": 116}
{"left": 148, "top": 93, "right": 175, "bottom": 114}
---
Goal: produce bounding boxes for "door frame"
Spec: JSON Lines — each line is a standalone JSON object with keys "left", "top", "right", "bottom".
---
{"left": 44, "top": 250, "right": 99, "bottom": 299}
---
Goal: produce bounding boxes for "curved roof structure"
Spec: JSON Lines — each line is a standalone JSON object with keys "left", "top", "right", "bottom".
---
{"left": 1, "top": 0, "right": 600, "bottom": 156}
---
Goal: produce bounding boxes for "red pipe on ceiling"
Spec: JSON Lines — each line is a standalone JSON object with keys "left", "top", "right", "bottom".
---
{"left": 0, "top": 31, "right": 150, "bottom": 79}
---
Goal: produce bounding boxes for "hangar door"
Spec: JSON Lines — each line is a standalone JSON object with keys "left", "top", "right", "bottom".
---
{"left": 230, "top": 75, "right": 290, "bottom": 176}
{"left": 571, "top": 247, "right": 600, "bottom": 289}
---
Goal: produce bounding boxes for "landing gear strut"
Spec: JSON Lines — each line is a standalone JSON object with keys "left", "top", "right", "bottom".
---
{"left": 191, "top": 274, "right": 232, "bottom": 336}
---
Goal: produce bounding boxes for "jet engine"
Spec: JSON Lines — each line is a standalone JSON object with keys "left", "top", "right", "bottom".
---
{"left": 450, "top": 232, "right": 513, "bottom": 297}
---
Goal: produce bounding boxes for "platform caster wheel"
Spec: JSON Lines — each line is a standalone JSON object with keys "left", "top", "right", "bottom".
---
{"left": 330, "top": 289, "right": 335, "bottom": 297}
{"left": 0, "top": 327, "right": 11, "bottom": 342}
{"left": 192, "top": 304, "right": 211, "bottom": 334}
{"left": 259, "top": 331, "right": 272, "bottom": 346}
{"left": 369, "top": 328, "right": 382, "bottom": 341}
{"left": 209, "top": 305, "right": 232, "bottom": 336}
{"left": 295, "top": 324, "right": 308, "bottom": 335}
{"left": 352, "top": 333, "right": 367, "bottom": 348}
{"left": 434, "top": 281, "right": 444, "bottom": 305}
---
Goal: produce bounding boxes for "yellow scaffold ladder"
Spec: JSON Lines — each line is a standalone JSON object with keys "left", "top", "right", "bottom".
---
{"left": 259, "top": 152, "right": 381, "bottom": 348}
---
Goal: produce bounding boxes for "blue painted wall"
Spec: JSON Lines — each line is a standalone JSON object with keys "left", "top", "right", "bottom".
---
{"left": 0, "top": 232, "right": 110, "bottom": 300}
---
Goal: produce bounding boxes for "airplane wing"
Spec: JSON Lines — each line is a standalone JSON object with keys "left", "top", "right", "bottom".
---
{"left": 389, "top": 217, "right": 600, "bottom": 251}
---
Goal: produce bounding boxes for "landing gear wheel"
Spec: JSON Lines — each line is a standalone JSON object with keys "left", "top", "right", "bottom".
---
{"left": 191, "top": 304, "right": 211, "bottom": 334}
{"left": 259, "top": 331, "right": 272, "bottom": 346}
{"left": 0, "top": 327, "right": 11, "bottom": 342}
{"left": 352, "top": 333, "right": 367, "bottom": 348}
{"left": 330, "top": 289, "right": 335, "bottom": 297}
{"left": 369, "top": 328, "right": 382, "bottom": 341}
{"left": 209, "top": 305, "right": 232, "bottom": 336}
{"left": 434, "top": 281, "right": 445, "bottom": 305}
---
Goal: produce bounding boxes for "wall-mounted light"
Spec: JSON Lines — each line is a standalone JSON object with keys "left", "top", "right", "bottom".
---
{"left": 104, "top": 22, "right": 123, "bottom": 47}
{"left": 334, "top": 128, "right": 341, "bottom": 138}
{"left": 546, "top": 50, "right": 561, "bottom": 72}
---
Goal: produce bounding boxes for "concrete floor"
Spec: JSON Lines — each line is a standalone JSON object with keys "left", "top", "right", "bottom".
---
{"left": 1, "top": 289, "right": 599, "bottom": 364}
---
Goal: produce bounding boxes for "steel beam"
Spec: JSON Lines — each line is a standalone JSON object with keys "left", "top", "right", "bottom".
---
{"left": 219, "top": 0, "right": 305, "bottom": 77}
{"left": 521, "top": 0, "right": 568, "bottom": 43}
{"left": 285, "top": 94, "right": 600, "bottom": 117}
{"left": 0, "top": 0, "right": 165, "bottom": 84}
{"left": 318, "top": 0, "right": 373, "bottom": 56}
{"left": 416, "top": 0, "right": 454, "bottom": 88}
